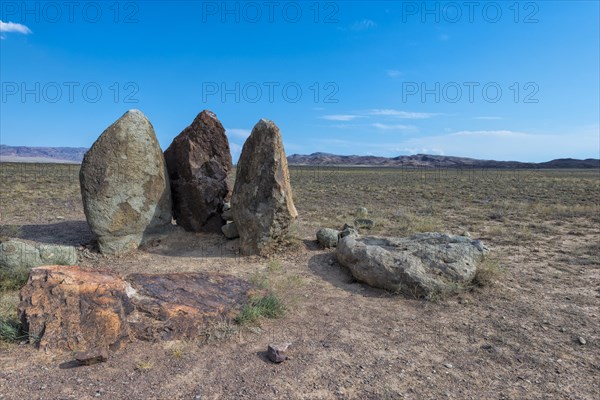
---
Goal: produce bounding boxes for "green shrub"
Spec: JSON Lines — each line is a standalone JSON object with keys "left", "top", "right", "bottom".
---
{"left": 235, "top": 294, "right": 286, "bottom": 325}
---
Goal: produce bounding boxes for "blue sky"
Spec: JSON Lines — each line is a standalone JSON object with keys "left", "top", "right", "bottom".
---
{"left": 1, "top": 1, "right": 599, "bottom": 162}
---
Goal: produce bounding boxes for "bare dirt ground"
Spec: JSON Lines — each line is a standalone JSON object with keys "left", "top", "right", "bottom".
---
{"left": 0, "top": 164, "right": 599, "bottom": 399}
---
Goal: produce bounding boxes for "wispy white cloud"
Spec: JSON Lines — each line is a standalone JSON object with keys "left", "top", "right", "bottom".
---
{"left": 439, "top": 33, "right": 450, "bottom": 41}
{"left": 226, "top": 128, "right": 251, "bottom": 140}
{"left": 350, "top": 19, "right": 377, "bottom": 31}
{"left": 371, "top": 123, "right": 416, "bottom": 131}
{"left": 368, "top": 109, "right": 438, "bottom": 119}
{"left": 386, "top": 69, "right": 402, "bottom": 78}
{"left": 449, "top": 130, "right": 524, "bottom": 138}
{"left": 473, "top": 116, "right": 502, "bottom": 120}
{"left": 400, "top": 128, "right": 600, "bottom": 161}
{"left": 320, "top": 114, "right": 365, "bottom": 121}
{"left": 312, "top": 127, "right": 599, "bottom": 162}
{"left": 0, "top": 20, "right": 32, "bottom": 35}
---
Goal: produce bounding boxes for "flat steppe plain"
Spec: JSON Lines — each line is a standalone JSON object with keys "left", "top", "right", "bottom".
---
{"left": 0, "top": 163, "right": 598, "bottom": 399}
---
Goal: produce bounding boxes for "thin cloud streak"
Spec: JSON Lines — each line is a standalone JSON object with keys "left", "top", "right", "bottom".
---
{"left": 0, "top": 20, "right": 32, "bottom": 34}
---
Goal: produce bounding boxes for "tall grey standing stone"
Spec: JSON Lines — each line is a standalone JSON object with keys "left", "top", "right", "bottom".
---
{"left": 231, "top": 119, "right": 298, "bottom": 256}
{"left": 163, "top": 110, "right": 233, "bottom": 232}
{"left": 80, "top": 110, "right": 172, "bottom": 254}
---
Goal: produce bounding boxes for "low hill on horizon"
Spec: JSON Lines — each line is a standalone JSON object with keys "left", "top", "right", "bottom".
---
{"left": 287, "top": 152, "right": 600, "bottom": 169}
{"left": 1, "top": 145, "right": 598, "bottom": 169}
{"left": 0, "top": 145, "right": 86, "bottom": 164}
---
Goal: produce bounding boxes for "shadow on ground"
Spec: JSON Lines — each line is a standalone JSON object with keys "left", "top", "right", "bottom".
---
{"left": 139, "top": 227, "right": 242, "bottom": 261}
{"left": 4, "top": 220, "right": 93, "bottom": 246}
{"left": 307, "top": 252, "right": 391, "bottom": 298}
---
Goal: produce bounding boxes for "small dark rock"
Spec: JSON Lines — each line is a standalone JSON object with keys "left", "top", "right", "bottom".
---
{"left": 222, "top": 209, "right": 234, "bottom": 222}
{"left": 338, "top": 226, "right": 359, "bottom": 240}
{"left": 221, "top": 222, "right": 239, "bottom": 239}
{"left": 355, "top": 207, "right": 368, "bottom": 218}
{"left": 317, "top": 228, "right": 339, "bottom": 248}
{"left": 353, "top": 218, "right": 375, "bottom": 230}
{"left": 267, "top": 342, "right": 291, "bottom": 363}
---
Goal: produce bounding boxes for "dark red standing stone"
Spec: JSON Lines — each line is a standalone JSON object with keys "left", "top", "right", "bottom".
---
{"left": 164, "top": 110, "right": 233, "bottom": 232}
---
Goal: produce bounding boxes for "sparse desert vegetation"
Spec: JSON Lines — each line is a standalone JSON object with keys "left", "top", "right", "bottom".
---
{"left": 0, "top": 163, "right": 599, "bottom": 399}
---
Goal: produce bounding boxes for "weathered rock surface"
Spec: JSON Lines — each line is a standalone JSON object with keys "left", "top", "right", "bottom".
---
{"left": 164, "top": 110, "right": 233, "bottom": 232}
{"left": 0, "top": 240, "right": 77, "bottom": 271}
{"left": 336, "top": 233, "right": 489, "bottom": 298}
{"left": 18, "top": 265, "right": 259, "bottom": 351}
{"left": 317, "top": 228, "right": 339, "bottom": 248}
{"left": 18, "top": 265, "right": 131, "bottom": 352}
{"left": 221, "top": 222, "right": 239, "bottom": 239}
{"left": 231, "top": 119, "right": 298, "bottom": 255}
{"left": 126, "top": 272, "right": 257, "bottom": 341}
{"left": 79, "top": 110, "right": 172, "bottom": 254}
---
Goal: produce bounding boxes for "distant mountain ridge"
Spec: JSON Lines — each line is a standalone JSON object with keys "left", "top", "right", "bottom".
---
{"left": 0, "top": 145, "right": 87, "bottom": 163}
{"left": 287, "top": 152, "right": 600, "bottom": 169}
{"left": 1, "top": 145, "right": 598, "bottom": 168}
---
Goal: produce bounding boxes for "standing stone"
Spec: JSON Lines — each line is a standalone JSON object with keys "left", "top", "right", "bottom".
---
{"left": 80, "top": 110, "right": 172, "bottom": 254}
{"left": 231, "top": 119, "right": 298, "bottom": 255}
{"left": 164, "top": 110, "right": 233, "bottom": 232}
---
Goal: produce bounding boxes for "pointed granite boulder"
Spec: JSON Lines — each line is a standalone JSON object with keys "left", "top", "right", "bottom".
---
{"left": 79, "top": 110, "right": 172, "bottom": 254}
{"left": 164, "top": 110, "right": 233, "bottom": 232}
{"left": 231, "top": 119, "right": 298, "bottom": 255}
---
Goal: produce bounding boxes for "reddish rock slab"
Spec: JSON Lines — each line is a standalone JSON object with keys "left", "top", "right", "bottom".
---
{"left": 18, "top": 266, "right": 260, "bottom": 352}
{"left": 18, "top": 265, "right": 132, "bottom": 352}
{"left": 126, "top": 272, "right": 259, "bottom": 341}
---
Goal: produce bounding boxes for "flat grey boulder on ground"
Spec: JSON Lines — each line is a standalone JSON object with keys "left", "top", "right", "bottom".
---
{"left": 164, "top": 110, "right": 232, "bottom": 233}
{"left": 317, "top": 228, "right": 339, "bottom": 248}
{"left": 80, "top": 110, "right": 172, "bottom": 255}
{"left": 336, "top": 233, "right": 489, "bottom": 298}
{"left": 0, "top": 240, "right": 77, "bottom": 272}
{"left": 231, "top": 119, "right": 298, "bottom": 255}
